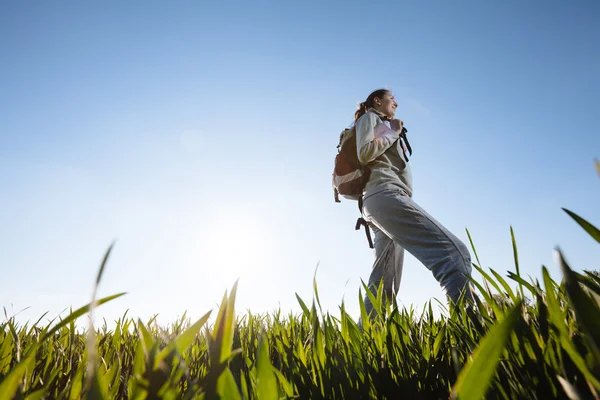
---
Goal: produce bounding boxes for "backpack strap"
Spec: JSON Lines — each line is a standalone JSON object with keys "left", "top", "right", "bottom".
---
{"left": 355, "top": 217, "right": 374, "bottom": 249}
{"left": 399, "top": 127, "right": 412, "bottom": 162}
{"left": 355, "top": 194, "right": 374, "bottom": 248}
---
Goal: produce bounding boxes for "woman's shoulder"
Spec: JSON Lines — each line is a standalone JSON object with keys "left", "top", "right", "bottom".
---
{"left": 356, "top": 109, "right": 380, "bottom": 124}
{"left": 356, "top": 110, "right": 384, "bottom": 130}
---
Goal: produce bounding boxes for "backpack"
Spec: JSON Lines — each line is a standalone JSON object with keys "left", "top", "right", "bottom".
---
{"left": 332, "top": 127, "right": 371, "bottom": 202}
{"left": 331, "top": 127, "right": 374, "bottom": 248}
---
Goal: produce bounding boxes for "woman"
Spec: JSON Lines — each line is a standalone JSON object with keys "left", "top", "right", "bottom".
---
{"left": 354, "top": 89, "right": 474, "bottom": 319}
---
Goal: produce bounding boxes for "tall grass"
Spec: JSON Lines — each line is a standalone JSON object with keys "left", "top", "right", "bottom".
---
{"left": 1, "top": 163, "right": 599, "bottom": 399}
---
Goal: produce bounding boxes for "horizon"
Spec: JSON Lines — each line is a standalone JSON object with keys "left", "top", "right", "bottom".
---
{"left": 1, "top": 0, "right": 599, "bottom": 329}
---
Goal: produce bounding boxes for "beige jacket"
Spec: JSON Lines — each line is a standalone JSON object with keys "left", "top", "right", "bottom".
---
{"left": 355, "top": 108, "right": 413, "bottom": 197}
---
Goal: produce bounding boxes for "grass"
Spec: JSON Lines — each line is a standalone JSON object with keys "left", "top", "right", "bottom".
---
{"left": 1, "top": 235, "right": 599, "bottom": 399}
{"left": 1, "top": 163, "right": 599, "bottom": 399}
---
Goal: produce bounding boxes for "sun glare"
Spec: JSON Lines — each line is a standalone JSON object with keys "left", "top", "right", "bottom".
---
{"left": 198, "top": 209, "right": 271, "bottom": 284}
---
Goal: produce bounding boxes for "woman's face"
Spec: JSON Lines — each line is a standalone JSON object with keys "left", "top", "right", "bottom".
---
{"left": 374, "top": 92, "right": 398, "bottom": 118}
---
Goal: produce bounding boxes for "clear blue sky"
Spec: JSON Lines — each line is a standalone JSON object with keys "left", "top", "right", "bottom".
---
{"left": 1, "top": 1, "right": 599, "bottom": 327}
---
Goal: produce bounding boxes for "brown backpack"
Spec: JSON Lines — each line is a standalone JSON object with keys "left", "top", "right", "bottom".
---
{"left": 332, "top": 127, "right": 371, "bottom": 203}
{"left": 331, "top": 127, "right": 374, "bottom": 248}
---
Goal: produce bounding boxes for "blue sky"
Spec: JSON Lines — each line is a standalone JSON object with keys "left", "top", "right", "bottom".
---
{"left": 1, "top": 1, "right": 599, "bottom": 328}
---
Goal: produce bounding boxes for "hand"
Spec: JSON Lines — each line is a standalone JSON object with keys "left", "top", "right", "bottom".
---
{"left": 389, "top": 118, "right": 404, "bottom": 133}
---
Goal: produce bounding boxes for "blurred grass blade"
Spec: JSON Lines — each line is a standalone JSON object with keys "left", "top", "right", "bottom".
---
{"left": 556, "top": 248, "right": 600, "bottom": 363}
{"left": 24, "top": 389, "right": 47, "bottom": 400}
{"left": 95, "top": 241, "right": 114, "bottom": 287}
{"left": 577, "top": 273, "right": 600, "bottom": 298}
{"left": 256, "top": 331, "right": 278, "bottom": 400}
{"left": 562, "top": 208, "right": 600, "bottom": 243}
{"left": 87, "top": 242, "right": 114, "bottom": 395}
{"left": 85, "top": 370, "right": 109, "bottom": 400}
{"left": 544, "top": 266, "right": 600, "bottom": 390}
{"left": 451, "top": 300, "right": 522, "bottom": 400}
{"left": 0, "top": 355, "right": 36, "bottom": 400}
{"left": 557, "top": 375, "right": 583, "bottom": 400}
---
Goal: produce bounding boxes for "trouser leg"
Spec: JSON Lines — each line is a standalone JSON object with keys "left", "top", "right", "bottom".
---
{"left": 363, "top": 224, "right": 405, "bottom": 319}
{"left": 363, "top": 188, "right": 474, "bottom": 304}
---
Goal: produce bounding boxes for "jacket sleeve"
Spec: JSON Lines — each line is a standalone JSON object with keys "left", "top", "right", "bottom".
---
{"left": 355, "top": 111, "right": 400, "bottom": 165}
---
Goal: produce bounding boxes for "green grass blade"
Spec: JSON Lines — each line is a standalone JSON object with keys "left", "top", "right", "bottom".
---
{"left": 562, "top": 208, "right": 600, "bottom": 243}
{"left": 156, "top": 310, "right": 212, "bottom": 366}
{"left": 0, "top": 355, "right": 36, "bottom": 400}
{"left": 32, "top": 312, "right": 49, "bottom": 329}
{"left": 544, "top": 267, "right": 600, "bottom": 390}
{"left": 223, "top": 280, "right": 239, "bottom": 360}
{"left": 542, "top": 267, "right": 568, "bottom": 335}
{"left": 137, "top": 318, "right": 154, "bottom": 354}
{"left": 556, "top": 248, "right": 600, "bottom": 363}
{"left": 577, "top": 273, "right": 600, "bottom": 298}
{"left": 69, "top": 366, "right": 84, "bottom": 400}
{"left": 86, "top": 243, "right": 114, "bottom": 398}
{"left": 40, "top": 293, "right": 126, "bottom": 343}
{"left": 295, "top": 293, "right": 311, "bottom": 318}
{"left": 95, "top": 241, "right": 114, "bottom": 287}
{"left": 24, "top": 388, "right": 47, "bottom": 400}
{"left": 256, "top": 331, "right": 278, "bottom": 400}
{"left": 432, "top": 324, "right": 447, "bottom": 358}
{"left": 361, "top": 280, "right": 381, "bottom": 321}
{"left": 489, "top": 269, "right": 517, "bottom": 302}
{"left": 358, "top": 288, "right": 370, "bottom": 332}
{"left": 216, "top": 367, "right": 242, "bottom": 400}
{"left": 313, "top": 263, "right": 322, "bottom": 314}
{"left": 451, "top": 300, "right": 523, "bottom": 400}
{"left": 558, "top": 337, "right": 600, "bottom": 391}
{"left": 211, "top": 281, "right": 238, "bottom": 364}
{"left": 473, "top": 264, "right": 503, "bottom": 296}
{"left": 0, "top": 330, "right": 14, "bottom": 374}
{"left": 272, "top": 367, "right": 295, "bottom": 397}
{"left": 510, "top": 226, "right": 525, "bottom": 301}
{"left": 506, "top": 271, "right": 538, "bottom": 297}
{"left": 465, "top": 228, "right": 482, "bottom": 267}
{"left": 85, "top": 369, "right": 109, "bottom": 400}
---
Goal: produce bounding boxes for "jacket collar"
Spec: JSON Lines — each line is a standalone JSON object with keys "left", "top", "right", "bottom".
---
{"left": 368, "top": 107, "right": 390, "bottom": 121}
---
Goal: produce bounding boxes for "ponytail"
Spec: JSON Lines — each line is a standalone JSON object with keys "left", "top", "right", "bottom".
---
{"left": 354, "top": 102, "right": 368, "bottom": 123}
{"left": 353, "top": 89, "right": 389, "bottom": 124}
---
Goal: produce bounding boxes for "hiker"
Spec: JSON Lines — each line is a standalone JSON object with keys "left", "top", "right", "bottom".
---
{"left": 336, "top": 88, "right": 474, "bottom": 320}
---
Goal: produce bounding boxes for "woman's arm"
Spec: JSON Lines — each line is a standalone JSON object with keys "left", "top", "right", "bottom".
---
{"left": 355, "top": 111, "right": 401, "bottom": 165}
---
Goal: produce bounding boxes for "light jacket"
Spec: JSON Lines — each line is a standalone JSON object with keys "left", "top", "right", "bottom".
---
{"left": 355, "top": 108, "right": 413, "bottom": 198}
